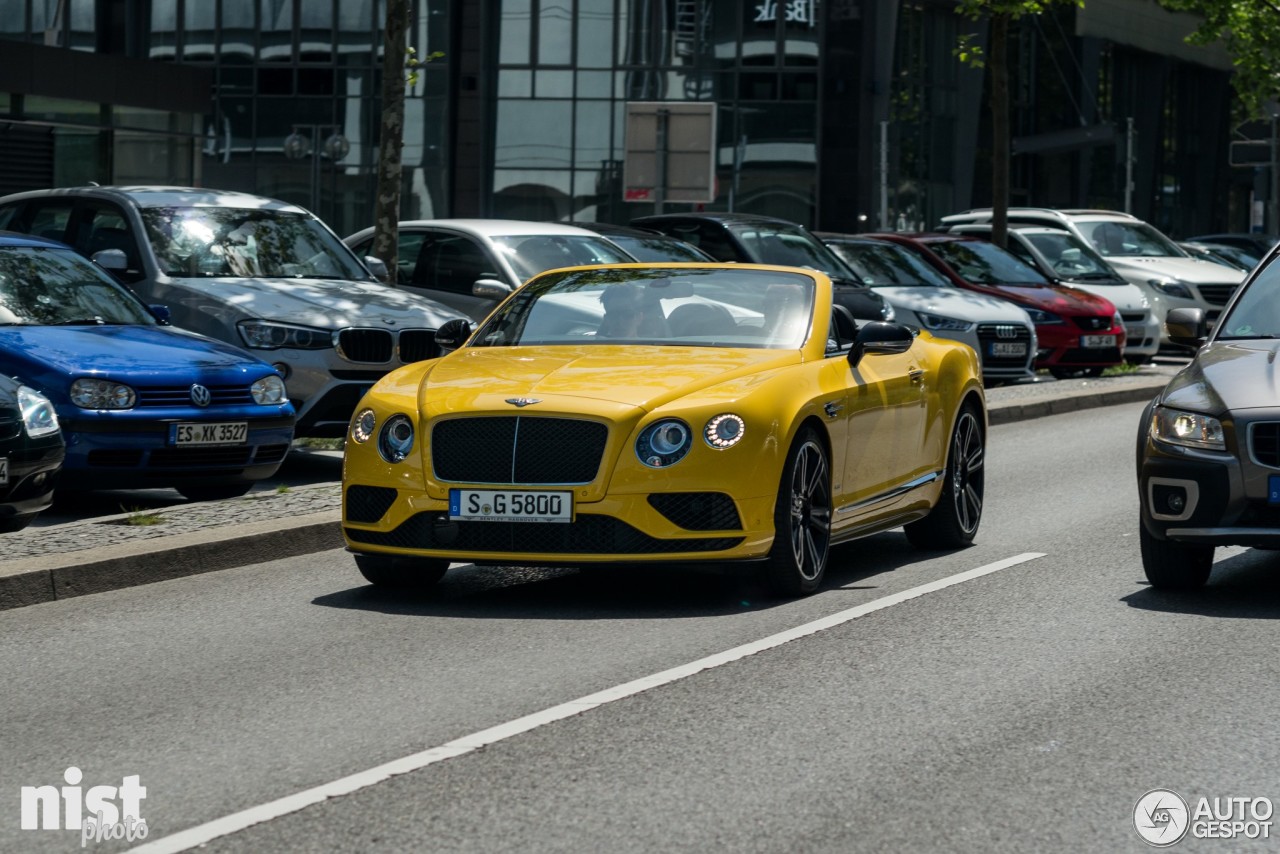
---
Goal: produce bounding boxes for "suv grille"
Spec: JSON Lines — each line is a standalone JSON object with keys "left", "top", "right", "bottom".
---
{"left": 399, "top": 329, "right": 439, "bottom": 363}
{"left": 432, "top": 417, "right": 607, "bottom": 484}
{"left": 337, "top": 328, "right": 394, "bottom": 363}
{"left": 1252, "top": 423, "right": 1280, "bottom": 468}
{"left": 1196, "top": 284, "right": 1239, "bottom": 306}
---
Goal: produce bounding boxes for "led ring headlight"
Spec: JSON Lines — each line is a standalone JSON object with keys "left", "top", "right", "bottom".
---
{"left": 704, "top": 413, "right": 745, "bottom": 449}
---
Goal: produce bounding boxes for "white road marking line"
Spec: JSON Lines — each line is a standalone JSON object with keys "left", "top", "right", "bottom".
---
{"left": 128, "top": 551, "right": 1046, "bottom": 853}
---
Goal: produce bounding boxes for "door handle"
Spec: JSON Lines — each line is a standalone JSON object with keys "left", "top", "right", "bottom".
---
{"left": 908, "top": 368, "right": 925, "bottom": 384}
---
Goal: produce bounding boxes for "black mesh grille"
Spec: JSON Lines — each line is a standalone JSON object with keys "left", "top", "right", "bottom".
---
{"left": 975, "top": 324, "right": 1032, "bottom": 367}
{"left": 1120, "top": 311, "right": 1146, "bottom": 322}
{"left": 149, "top": 446, "right": 254, "bottom": 467}
{"left": 432, "top": 417, "right": 607, "bottom": 484}
{"left": 136, "top": 385, "right": 254, "bottom": 407}
{"left": 1070, "top": 315, "right": 1112, "bottom": 331}
{"left": 346, "top": 512, "right": 743, "bottom": 554}
{"left": 346, "top": 485, "right": 398, "bottom": 523}
{"left": 1057, "top": 347, "right": 1122, "bottom": 364}
{"left": 1197, "top": 284, "right": 1238, "bottom": 306}
{"left": 648, "top": 493, "right": 742, "bottom": 531}
{"left": 1252, "top": 423, "right": 1280, "bottom": 468}
{"left": 338, "top": 328, "right": 394, "bottom": 363}
{"left": 399, "top": 329, "right": 439, "bottom": 363}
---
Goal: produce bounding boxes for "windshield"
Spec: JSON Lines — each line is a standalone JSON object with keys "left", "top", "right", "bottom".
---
{"left": 611, "top": 235, "right": 710, "bottom": 262}
{"left": 141, "top": 207, "right": 370, "bottom": 280}
{"left": 929, "top": 241, "right": 1050, "bottom": 285}
{"left": 492, "top": 235, "right": 634, "bottom": 281}
{"left": 1217, "top": 260, "right": 1280, "bottom": 339}
{"left": 727, "top": 223, "right": 856, "bottom": 280}
{"left": 471, "top": 267, "right": 815, "bottom": 349}
{"left": 1023, "top": 232, "right": 1124, "bottom": 282}
{"left": 1076, "top": 220, "right": 1185, "bottom": 258}
{"left": 828, "top": 241, "right": 952, "bottom": 288}
{"left": 0, "top": 246, "right": 155, "bottom": 326}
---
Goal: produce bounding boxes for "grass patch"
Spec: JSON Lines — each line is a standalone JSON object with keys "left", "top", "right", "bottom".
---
{"left": 1102, "top": 361, "right": 1142, "bottom": 377}
{"left": 275, "top": 484, "right": 292, "bottom": 494}
{"left": 294, "top": 438, "right": 344, "bottom": 451}
{"left": 122, "top": 507, "right": 166, "bottom": 526}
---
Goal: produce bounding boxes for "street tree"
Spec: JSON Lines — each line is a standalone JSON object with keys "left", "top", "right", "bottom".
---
{"left": 954, "top": 0, "right": 1083, "bottom": 248}
{"left": 1155, "top": 0, "right": 1280, "bottom": 119}
{"left": 371, "top": 1, "right": 442, "bottom": 273}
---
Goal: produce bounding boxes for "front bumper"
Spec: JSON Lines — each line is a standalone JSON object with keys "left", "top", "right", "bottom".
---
{"left": 0, "top": 435, "right": 64, "bottom": 522}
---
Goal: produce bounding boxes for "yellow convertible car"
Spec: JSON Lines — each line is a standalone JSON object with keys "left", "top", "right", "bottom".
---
{"left": 342, "top": 263, "right": 986, "bottom": 596}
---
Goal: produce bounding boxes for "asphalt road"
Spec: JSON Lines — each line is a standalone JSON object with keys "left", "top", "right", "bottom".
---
{"left": 5, "top": 399, "right": 1276, "bottom": 853}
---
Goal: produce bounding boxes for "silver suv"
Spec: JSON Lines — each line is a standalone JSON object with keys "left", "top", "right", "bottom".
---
{"left": 939, "top": 208, "right": 1245, "bottom": 342}
{"left": 0, "top": 186, "right": 467, "bottom": 437}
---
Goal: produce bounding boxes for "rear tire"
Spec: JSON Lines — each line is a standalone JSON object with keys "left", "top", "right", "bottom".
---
{"left": 762, "top": 428, "right": 831, "bottom": 597}
{"left": 1139, "top": 522, "right": 1212, "bottom": 589}
{"left": 354, "top": 553, "right": 448, "bottom": 590}
{"left": 905, "top": 405, "right": 984, "bottom": 550}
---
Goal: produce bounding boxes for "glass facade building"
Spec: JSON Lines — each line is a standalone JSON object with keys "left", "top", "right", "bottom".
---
{"left": 0, "top": 0, "right": 1253, "bottom": 239}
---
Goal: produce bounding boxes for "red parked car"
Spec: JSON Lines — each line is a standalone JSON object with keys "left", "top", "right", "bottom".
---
{"left": 870, "top": 233, "right": 1124, "bottom": 377}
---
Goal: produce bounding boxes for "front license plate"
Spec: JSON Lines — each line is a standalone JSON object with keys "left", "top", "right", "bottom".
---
{"left": 1270, "top": 475, "right": 1280, "bottom": 505}
{"left": 0, "top": 456, "right": 7, "bottom": 486}
{"left": 1080, "top": 334, "right": 1115, "bottom": 348}
{"left": 449, "top": 489, "right": 573, "bottom": 523}
{"left": 989, "top": 342, "right": 1027, "bottom": 357}
{"left": 1125, "top": 325, "right": 1145, "bottom": 340}
{"left": 170, "top": 422, "right": 248, "bottom": 446}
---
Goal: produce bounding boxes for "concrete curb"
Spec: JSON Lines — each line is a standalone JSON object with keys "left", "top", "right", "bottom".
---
{"left": 0, "top": 378, "right": 1170, "bottom": 612}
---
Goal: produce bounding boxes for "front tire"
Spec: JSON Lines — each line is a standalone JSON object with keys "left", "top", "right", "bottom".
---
{"left": 354, "top": 553, "right": 448, "bottom": 590}
{"left": 762, "top": 428, "right": 832, "bottom": 597}
{"left": 1139, "top": 522, "right": 1212, "bottom": 589}
{"left": 905, "top": 405, "right": 984, "bottom": 550}
{"left": 178, "top": 483, "right": 254, "bottom": 502}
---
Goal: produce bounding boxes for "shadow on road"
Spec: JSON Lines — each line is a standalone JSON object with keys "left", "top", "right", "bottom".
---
{"left": 1123, "top": 548, "right": 1280, "bottom": 619}
{"left": 312, "top": 530, "right": 920, "bottom": 619}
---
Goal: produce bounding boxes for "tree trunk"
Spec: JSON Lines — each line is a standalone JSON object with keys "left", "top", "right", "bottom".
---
{"left": 372, "top": 0, "right": 410, "bottom": 272}
{"left": 990, "top": 13, "right": 1010, "bottom": 249}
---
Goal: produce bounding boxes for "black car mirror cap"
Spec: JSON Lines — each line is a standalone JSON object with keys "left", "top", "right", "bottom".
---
{"left": 848, "top": 321, "right": 914, "bottom": 368}
{"left": 1166, "top": 307, "right": 1207, "bottom": 347}
{"left": 149, "top": 304, "right": 172, "bottom": 325}
{"left": 435, "top": 318, "right": 474, "bottom": 353}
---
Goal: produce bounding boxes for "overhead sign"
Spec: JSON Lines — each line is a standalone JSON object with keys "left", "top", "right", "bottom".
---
{"left": 624, "top": 102, "right": 717, "bottom": 204}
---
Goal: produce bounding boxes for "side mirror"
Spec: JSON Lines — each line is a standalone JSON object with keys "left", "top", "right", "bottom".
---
{"left": 848, "top": 321, "right": 915, "bottom": 368}
{"left": 1165, "top": 307, "right": 1207, "bottom": 348}
{"left": 93, "top": 248, "right": 128, "bottom": 272}
{"left": 149, "top": 304, "right": 172, "bottom": 325}
{"left": 364, "top": 256, "right": 390, "bottom": 284}
{"left": 435, "top": 318, "right": 473, "bottom": 355}
{"left": 472, "top": 278, "right": 513, "bottom": 300}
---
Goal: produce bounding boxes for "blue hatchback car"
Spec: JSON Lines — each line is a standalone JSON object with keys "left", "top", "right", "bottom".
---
{"left": 0, "top": 232, "right": 296, "bottom": 501}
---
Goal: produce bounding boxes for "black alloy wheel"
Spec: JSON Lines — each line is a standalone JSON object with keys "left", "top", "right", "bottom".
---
{"left": 905, "top": 405, "right": 984, "bottom": 549}
{"left": 763, "top": 428, "right": 832, "bottom": 597}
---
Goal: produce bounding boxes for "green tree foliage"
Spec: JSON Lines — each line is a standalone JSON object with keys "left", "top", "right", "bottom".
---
{"left": 1156, "top": 0, "right": 1280, "bottom": 118}
{"left": 954, "top": 0, "right": 1083, "bottom": 248}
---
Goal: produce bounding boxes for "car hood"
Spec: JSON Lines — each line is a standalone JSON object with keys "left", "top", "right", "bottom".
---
{"left": 169, "top": 276, "right": 465, "bottom": 327}
{"left": 979, "top": 283, "right": 1116, "bottom": 315}
{"left": 1160, "top": 341, "right": 1280, "bottom": 415}
{"left": 422, "top": 345, "right": 801, "bottom": 412}
{"left": 876, "top": 286, "right": 1030, "bottom": 323}
{"left": 1105, "top": 256, "right": 1245, "bottom": 284}
{"left": 1058, "top": 281, "right": 1148, "bottom": 313}
{"left": 0, "top": 325, "right": 268, "bottom": 379}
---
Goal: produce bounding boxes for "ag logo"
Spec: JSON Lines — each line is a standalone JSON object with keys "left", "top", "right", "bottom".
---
{"left": 1134, "top": 789, "right": 1190, "bottom": 846}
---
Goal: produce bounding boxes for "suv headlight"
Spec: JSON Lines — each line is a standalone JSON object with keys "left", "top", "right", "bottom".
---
{"left": 70, "top": 378, "right": 136, "bottom": 410}
{"left": 917, "top": 312, "right": 974, "bottom": 332}
{"left": 1151, "top": 406, "right": 1225, "bottom": 451}
{"left": 238, "top": 320, "right": 335, "bottom": 350}
{"left": 1023, "top": 308, "right": 1065, "bottom": 325}
{"left": 18, "top": 385, "right": 59, "bottom": 437}
{"left": 250, "top": 374, "right": 287, "bottom": 405}
{"left": 1147, "top": 278, "right": 1193, "bottom": 300}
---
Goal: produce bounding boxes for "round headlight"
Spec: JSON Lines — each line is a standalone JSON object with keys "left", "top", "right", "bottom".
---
{"left": 704, "top": 413, "right": 745, "bottom": 449}
{"left": 636, "top": 418, "right": 692, "bottom": 468}
{"left": 378, "top": 413, "right": 415, "bottom": 463}
{"left": 250, "top": 374, "right": 287, "bottom": 405}
{"left": 351, "top": 408, "right": 377, "bottom": 444}
{"left": 69, "top": 378, "right": 136, "bottom": 410}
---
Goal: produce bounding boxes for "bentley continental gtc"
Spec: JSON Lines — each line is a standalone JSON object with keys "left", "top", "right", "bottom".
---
{"left": 342, "top": 264, "right": 988, "bottom": 597}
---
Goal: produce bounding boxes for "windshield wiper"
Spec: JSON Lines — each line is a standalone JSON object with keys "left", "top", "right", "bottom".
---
{"left": 52, "top": 317, "right": 109, "bottom": 325}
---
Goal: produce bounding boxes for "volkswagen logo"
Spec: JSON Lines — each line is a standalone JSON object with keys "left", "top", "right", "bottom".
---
{"left": 505, "top": 398, "right": 541, "bottom": 408}
{"left": 190, "top": 384, "right": 212, "bottom": 407}
{"left": 995, "top": 325, "right": 1018, "bottom": 339}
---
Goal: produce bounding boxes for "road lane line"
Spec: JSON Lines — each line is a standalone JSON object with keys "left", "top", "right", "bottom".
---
{"left": 128, "top": 551, "right": 1046, "bottom": 853}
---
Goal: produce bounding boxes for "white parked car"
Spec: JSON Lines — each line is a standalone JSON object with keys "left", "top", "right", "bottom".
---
{"left": 939, "top": 208, "right": 1245, "bottom": 344}
{"left": 0, "top": 186, "right": 468, "bottom": 437}
{"left": 344, "top": 219, "right": 635, "bottom": 321}
{"left": 949, "top": 224, "right": 1161, "bottom": 364}
{"left": 817, "top": 233, "right": 1037, "bottom": 383}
